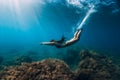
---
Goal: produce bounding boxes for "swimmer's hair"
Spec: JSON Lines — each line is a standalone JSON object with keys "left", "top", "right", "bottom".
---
{"left": 50, "top": 39, "right": 55, "bottom": 42}
{"left": 61, "top": 35, "right": 66, "bottom": 40}
{"left": 40, "top": 42, "right": 44, "bottom": 45}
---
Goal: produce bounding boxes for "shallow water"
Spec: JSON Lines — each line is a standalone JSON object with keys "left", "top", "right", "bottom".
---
{"left": 0, "top": 0, "right": 120, "bottom": 66}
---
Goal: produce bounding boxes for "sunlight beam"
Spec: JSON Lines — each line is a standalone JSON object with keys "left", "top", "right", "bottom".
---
{"left": 0, "top": 0, "right": 43, "bottom": 31}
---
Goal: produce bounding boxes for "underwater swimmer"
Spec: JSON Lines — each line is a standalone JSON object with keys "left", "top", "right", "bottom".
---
{"left": 40, "top": 28, "right": 82, "bottom": 48}
{"left": 40, "top": 36, "right": 66, "bottom": 48}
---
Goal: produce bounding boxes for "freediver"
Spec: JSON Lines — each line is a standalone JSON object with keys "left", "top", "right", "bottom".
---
{"left": 40, "top": 28, "right": 82, "bottom": 48}
{"left": 40, "top": 35, "right": 66, "bottom": 48}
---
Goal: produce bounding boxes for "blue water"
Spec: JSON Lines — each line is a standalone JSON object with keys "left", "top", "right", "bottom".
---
{"left": 0, "top": 0, "right": 120, "bottom": 61}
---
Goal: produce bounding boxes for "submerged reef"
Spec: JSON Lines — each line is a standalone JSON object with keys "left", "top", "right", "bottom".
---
{"left": 0, "top": 50, "right": 120, "bottom": 80}
{"left": 76, "top": 50, "right": 120, "bottom": 80}
{"left": 0, "top": 59, "right": 76, "bottom": 80}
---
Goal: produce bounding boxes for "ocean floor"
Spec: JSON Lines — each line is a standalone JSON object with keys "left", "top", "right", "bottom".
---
{"left": 0, "top": 50, "right": 120, "bottom": 80}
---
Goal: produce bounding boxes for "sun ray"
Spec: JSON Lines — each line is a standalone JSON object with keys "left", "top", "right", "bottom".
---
{"left": 0, "top": 0, "right": 43, "bottom": 31}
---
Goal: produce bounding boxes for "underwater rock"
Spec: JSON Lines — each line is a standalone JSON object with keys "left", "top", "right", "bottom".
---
{"left": 76, "top": 50, "right": 120, "bottom": 80}
{"left": 0, "top": 59, "right": 76, "bottom": 80}
{"left": 0, "top": 50, "right": 120, "bottom": 80}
